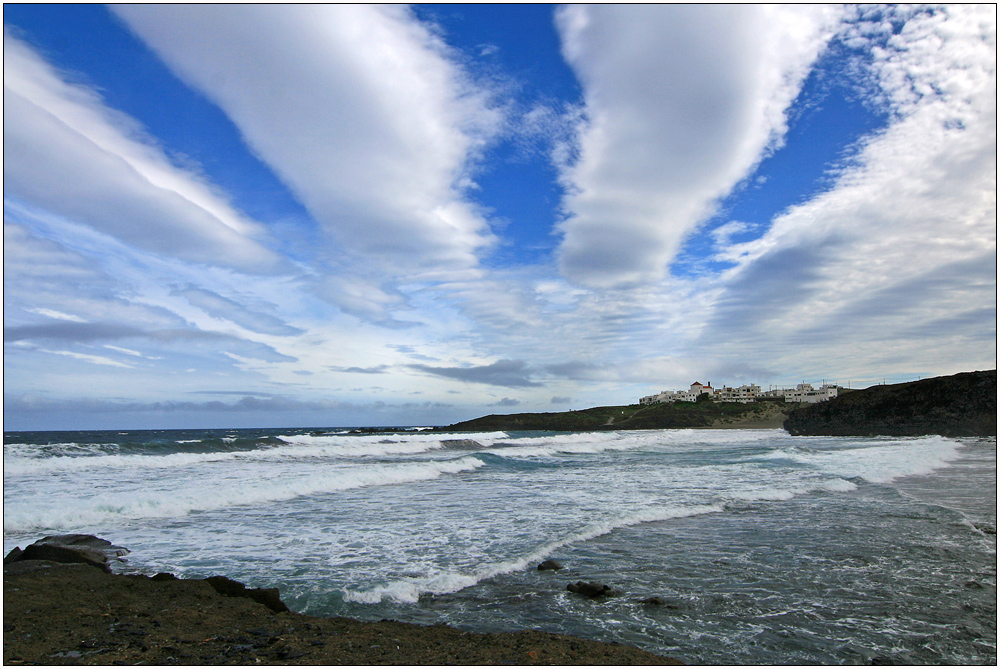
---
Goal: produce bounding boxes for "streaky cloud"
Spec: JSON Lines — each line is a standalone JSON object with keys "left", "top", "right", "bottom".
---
{"left": 553, "top": 5, "right": 841, "bottom": 288}
{"left": 409, "top": 359, "right": 542, "bottom": 388}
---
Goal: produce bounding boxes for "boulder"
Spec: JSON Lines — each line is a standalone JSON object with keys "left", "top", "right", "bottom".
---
{"left": 537, "top": 559, "right": 563, "bottom": 571}
{"left": 639, "top": 596, "right": 683, "bottom": 609}
{"left": 16, "top": 543, "right": 109, "bottom": 572}
{"left": 4, "top": 535, "right": 130, "bottom": 573}
{"left": 32, "top": 534, "right": 130, "bottom": 557}
{"left": 567, "top": 581, "right": 622, "bottom": 598}
{"left": 205, "top": 575, "right": 290, "bottom": 613}
{"left": 440, "top": 439, "right": 484, "bottom": 450}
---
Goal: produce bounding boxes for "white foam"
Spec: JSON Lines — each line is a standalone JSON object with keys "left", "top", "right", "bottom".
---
{"left": 2, "top": 432, "right": 503, "bottom": 476}
{"left": 342, "top": 502, "right": 725, "bottom": 604}
{"left": 2, "top": 456, "right": 485, "bottom": 534}
{"left": 768, "top": 436, "right": 962, "bottom": 484}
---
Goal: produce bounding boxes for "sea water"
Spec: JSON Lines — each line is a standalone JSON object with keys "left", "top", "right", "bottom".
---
{"left": 3, "top": 428, "right": 995, "bottom": 665}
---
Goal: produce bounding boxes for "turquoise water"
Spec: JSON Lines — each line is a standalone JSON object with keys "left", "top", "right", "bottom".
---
{"left": 4, "top": 428, "right": 996, "bottom": 664}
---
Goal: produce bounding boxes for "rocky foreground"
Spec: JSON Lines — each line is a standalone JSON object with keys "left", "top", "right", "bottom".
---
{"left": 783, "top": 370, "right": 997, "bottom": 437}
{"left": 4, "top": 536, "right": 680, "bottom": 666}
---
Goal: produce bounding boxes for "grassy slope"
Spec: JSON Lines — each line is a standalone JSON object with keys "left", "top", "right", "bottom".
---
{"left": 441, "top": 399, "right": 784, "bottom": 432}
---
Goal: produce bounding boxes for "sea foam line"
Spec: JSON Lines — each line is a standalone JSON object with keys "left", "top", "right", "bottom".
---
{"left": 2, "top": 456, "right": 486, "bottom": 533}
{"left": 2, "top": 433, "right": 505, "bottom": 476}
{"left": 342, "top": 503, "right": 725, "bottom": 604}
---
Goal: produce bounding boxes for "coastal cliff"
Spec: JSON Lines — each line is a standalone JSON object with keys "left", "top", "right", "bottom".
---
{"left": 783, "top": 370, "right": 996, "bottom": 437}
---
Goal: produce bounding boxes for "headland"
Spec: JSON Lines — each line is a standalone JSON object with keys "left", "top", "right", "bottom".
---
{"left": 784, "top": 369, "right": 996, "bottom": 437}
{"left": 441, "top": 370, "right": 996, "bottom": 437}
{"left": 439, "top": 396, "right": 790, "bottom": 433}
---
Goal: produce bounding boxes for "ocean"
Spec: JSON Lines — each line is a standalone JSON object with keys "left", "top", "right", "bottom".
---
{"left": 3, "top": 427, "right": 996, "bottom": 665}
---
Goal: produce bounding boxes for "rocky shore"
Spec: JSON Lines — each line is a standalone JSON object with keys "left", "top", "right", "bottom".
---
{"left": 4, "top": 536, "right": 680, "bottom": 666}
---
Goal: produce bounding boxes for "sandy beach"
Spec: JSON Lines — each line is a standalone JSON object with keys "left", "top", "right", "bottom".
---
{"left": 4, "top": 560, "right": 680, "bottom": 665}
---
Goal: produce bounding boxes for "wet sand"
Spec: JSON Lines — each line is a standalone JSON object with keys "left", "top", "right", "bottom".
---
{"left": 4, "top": 561, "right": 681, "bottom": 665}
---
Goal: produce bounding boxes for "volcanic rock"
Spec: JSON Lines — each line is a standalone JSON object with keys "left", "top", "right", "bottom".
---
{"left": 4, "top": 535, "right": 129, "bottom": 573}
{"left": 567, "top": 581, "right": 622, "bottom": 598}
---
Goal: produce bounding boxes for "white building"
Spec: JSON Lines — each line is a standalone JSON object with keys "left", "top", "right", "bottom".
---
{"left": 640, "top": 382, "right": 714, "bottom": 404}
{"left": 640, "top": 381, "right": 838, "bottom": 405}
{"left": 784, "top": 383, "right": 839, "bottom": 403}
{"left": 715, "top": 384, "right": 762, "bottom": 403}
{"left": 639, "top": 390, "right": 678, "bottom": 405}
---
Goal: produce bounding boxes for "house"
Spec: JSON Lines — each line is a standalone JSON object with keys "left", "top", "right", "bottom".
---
{"left": 639, "top": 380, "right": 837, "bottom": 405}
{"left": 784, "top": 383, "right": 839, "bottom": 403}
{"left": 715, "top": 384, "right": 762, "bottom": 403}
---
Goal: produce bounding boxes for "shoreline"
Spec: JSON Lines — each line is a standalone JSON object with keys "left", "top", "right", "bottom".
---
{"left": 4, "top": 559, "right": 681, "bottom": 665}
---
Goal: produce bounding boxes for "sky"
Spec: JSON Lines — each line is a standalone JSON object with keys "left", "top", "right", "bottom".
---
{"left": 3, "top": 4, "right": 996, "bottom": 431}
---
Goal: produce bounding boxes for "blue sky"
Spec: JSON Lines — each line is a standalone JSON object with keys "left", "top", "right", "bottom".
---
{"left": 4, "top": 5, "right": 996, "bottom": 430}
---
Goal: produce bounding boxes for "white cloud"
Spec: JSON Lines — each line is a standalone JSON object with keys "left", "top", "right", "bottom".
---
{"left": 42, "top": 349, "right": 134, "bottom": 369}
{"left": 3, "top": 30, "right": 285, "bottom": 274}
{"left": 27, "top": 308, "right": 87, "bottom": 323}
{"left": 104, "top": 345, "right": 145, "bottom": 358}
{"left": 704, "top": 5, "right": 996, "bottom": 380}
{"left": 113, "top": 5, "right": 503, "bottom": 278}
{"left": 553, "top": 5, "right": 842, "bottom": 288}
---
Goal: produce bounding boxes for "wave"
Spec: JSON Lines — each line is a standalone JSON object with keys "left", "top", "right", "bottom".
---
{"left": 2, "top": 432, "right": 509, "bottom": 476}
{"left": 342, "top": 502, "right": 725, "bottom": 604}
{"left": 758, "top": 436, "right": 962, "bottom": 484}
{"left": 2, "top": 456, "right": 485, "bottom": 534}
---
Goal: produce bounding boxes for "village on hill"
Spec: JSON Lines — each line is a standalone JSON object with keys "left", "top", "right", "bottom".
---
{"left": 640, "top": 381, "right": 843, "bottom": 406}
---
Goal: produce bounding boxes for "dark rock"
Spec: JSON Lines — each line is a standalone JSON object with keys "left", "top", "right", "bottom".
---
{"left": 34, "top": 534, "right": 129, "bottom": 557}
{"left": 784, "top": 370, "right": 996, "bottom": 437}
{"left": 151, "top": 572, "right": 178, "bottom": 581}
{"left": 16, "top": 543, "right": 110, "bottom": 572}
{"left": 204, "top": 575, "right": 290, "bottom": 613}
{"left": 5, "top": 535, "right": 131, "bottom": 574}
{"left": 537, "top": 559, "right": 563, "bottom": 571}
{"left": 639, "top": 596, "right": 683, "bottom": 609}
{"left": 566, "top": 581, "right": 622, "bottom": 598}
{"left": 440, "top": 439, "right": 484, "bottom": 449}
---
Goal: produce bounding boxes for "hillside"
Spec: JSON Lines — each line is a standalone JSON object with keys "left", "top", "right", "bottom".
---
{"left": 783, "top": 370, "right": 996, "bottom": 437}
{"left": 440, "top": 398, "right": 788, "bottom": 432}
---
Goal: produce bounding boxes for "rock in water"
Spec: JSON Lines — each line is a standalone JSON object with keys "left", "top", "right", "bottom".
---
{"left": 439, "top": 439, "right": 484, "bottom": 449}
{"left": 537, "top": 559, "right": 563, "bottom": 571}
{"left": 567, "top": 581, "right": 622, "bottom": 598}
